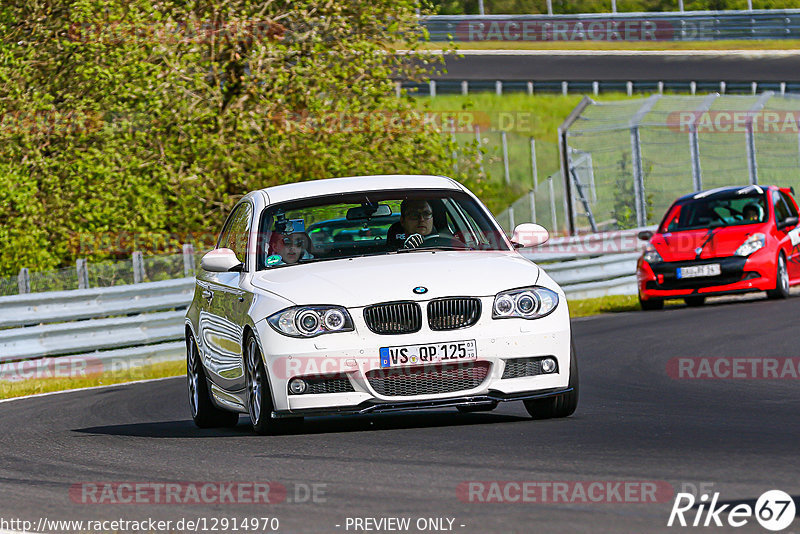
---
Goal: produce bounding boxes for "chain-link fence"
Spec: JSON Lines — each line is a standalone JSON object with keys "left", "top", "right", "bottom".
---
{"left": 564, "top": 93, "right": 800, "bottom": 232}
{"left": 448, "top": 126, "right": 565, "bottom": 234}
{"left": 0, "top": 245, "right": 209, "bottom": 297}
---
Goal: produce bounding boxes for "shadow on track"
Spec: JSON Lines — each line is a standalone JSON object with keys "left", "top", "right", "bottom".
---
{"left": 73, "top": 410, "right": 531, "bottom": 438}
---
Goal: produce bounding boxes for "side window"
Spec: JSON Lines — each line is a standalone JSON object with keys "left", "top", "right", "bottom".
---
{"left": 773, "top": 191, "right": 791, "bottom": 222}
{"left": 219, "top": 203, "right": 252, "bottom": 265}
{"left": 780, "top": 192, "right": 798, "bottom": 218}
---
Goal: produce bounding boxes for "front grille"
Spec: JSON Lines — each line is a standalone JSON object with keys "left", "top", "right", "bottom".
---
{"left": 502, "top": 357, "right": 554, "bottom": 379}
{"left": 648, "top": 257, "right": 747, "bottom": 290}
{"left": 363, "top": 301, "right": 422, "bottom": 335}
{"left": 290, "top": 375, "right": 355, "bottom": 395}
{"left": 427, "top": 298, "right": 481, "bottom": 331}
{"left": 366, "top": 361, "right": 490, "bottom": 397}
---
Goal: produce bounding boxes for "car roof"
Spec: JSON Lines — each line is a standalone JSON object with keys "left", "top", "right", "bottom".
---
{"left": 676, "top": 185, "right": 773, "bottom": 203}
{"left": 258, "top": 175, "right": 464, "bottom": 205}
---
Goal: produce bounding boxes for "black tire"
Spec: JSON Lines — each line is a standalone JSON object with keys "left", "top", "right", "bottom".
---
{"left": 767, "top": 254, "right": 790, "bottom": 300}
{"left": 639, "top": 295, "right": 664, "bottom": 311}
{"left": 684, "top": 296, "right": 705, "bottom": 307}
{"left": 187, "top": 335, "right": 239, "bottom": 428}
{"left": 524, "top": 341, "right": 579, "bottom": 419}
{"left": 457, "top": 402, "right": 498, "bottom": 413}
{"left": 244, "top": 335, "right": 276, "bottom": 435}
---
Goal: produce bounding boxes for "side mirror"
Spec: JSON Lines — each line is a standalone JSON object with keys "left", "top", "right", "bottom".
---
{"left": 637, "top": 230, "right": 654, "bottom": 241}
{"left": 778, "top": 216, "right": 799, "bottom": 230}
{"left": 511, "top": 223, "right": 549, "bottom": 248}
{"left": 201, "top": 248, "right": 243, "bottom": 272}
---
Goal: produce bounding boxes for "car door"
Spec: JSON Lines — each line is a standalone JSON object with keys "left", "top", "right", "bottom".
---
{"left": 776, "top": 190, "right": 800, "bottom": 280}
{"left": 197, "top": 201, "right": 253, "bottom": 391}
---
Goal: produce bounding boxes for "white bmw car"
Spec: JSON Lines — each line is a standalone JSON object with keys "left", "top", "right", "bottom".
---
{"left": 185, "top": 175, "right": 577, "bottom": 434}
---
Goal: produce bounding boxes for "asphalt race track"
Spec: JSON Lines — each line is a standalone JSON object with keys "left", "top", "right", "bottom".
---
{"left": 1, "top": 294, "right": 798, "bottom": 534}
{"left": 427, "top": 50, "right": 800, "bottom": 82}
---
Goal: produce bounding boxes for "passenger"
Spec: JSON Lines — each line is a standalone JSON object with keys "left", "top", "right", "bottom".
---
{"left": 266, "top": 223, "right": 313, "bottom": 266}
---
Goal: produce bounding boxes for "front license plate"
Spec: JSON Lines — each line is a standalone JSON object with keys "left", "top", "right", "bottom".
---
{"left": 677, "top": 264, "right": 721, "bottom": 279}
{"left": 379, "top": 340, "right": 477, "bottom": 368}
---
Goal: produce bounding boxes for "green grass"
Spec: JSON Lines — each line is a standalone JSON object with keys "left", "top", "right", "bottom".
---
{"left": 414, "top": 39, "right": 800, "bottom": 51}
{"left": 0, "top": 359, "right": 184, "bottom": 400}
{"left": 567, "top": 294, "right": 641, "bottom": 317}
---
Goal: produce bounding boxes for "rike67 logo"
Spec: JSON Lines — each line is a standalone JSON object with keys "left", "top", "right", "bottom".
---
{"left": 668, "top": 490, "right": 796, "bottom": 531}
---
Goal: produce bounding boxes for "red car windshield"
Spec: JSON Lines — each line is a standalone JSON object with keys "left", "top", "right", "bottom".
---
{"left": 659, "top": 193, "right": 768, "bottom": 233}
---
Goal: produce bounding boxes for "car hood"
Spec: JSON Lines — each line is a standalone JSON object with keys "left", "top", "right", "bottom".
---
{"left": 250, "top": 251, "right": 540, "bottom": 307}
{"left": 653, "top": 224, "right": 765, "bottom": 262}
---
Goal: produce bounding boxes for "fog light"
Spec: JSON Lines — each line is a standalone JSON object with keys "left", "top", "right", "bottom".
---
{"left": 289, "top": 378, "right": 307, "bottom": 395}
{"left": 541, "top": 358, "right": 557, "bottom": 374}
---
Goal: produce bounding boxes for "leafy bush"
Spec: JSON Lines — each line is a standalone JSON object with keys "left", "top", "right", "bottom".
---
{"left": 0, "top": 1, "right": 476, "bottom": 277}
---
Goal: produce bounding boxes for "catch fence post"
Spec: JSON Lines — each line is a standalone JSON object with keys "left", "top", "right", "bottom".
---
{"left": 132, "top": 252, "right": 145, "bottom": 284}
{"left": 183, "top": 244, "right": 196, "bottom": 277}
{"left": 76, "top": 259, "right": 89, "bottom": 289}
{"left": 18, "top": 268, "right": 30, "bottom": 294}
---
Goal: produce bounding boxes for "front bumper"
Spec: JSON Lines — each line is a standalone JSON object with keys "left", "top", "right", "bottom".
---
{"left": 271, "top": 387, "right": 574, "bottom": 418}
{"left": 637, "top": 252, "right": 775, "bottom": 299}
{"left": 254, "top": 294, "right": 572, "bottom": 413}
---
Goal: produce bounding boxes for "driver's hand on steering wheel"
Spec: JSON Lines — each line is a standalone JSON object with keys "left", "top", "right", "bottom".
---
{"left": 403, "top": 233, "right": 423, "bottom": 249}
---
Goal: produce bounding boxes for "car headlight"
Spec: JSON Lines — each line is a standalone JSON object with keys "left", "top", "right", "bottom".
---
{"left": 267, "top": 306, "right": 354, "bottom": 337}
{"left": 492, "top": 287, "right": 559, "bottom": 320}
{"left": 642, "top": 244, "right": 663, "bottom": 264}
{"left": 735, "top": 233, "right": 765, "bottom": 257}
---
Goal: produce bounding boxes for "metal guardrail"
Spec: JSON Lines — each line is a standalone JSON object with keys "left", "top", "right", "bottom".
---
{"left": 544, "top": 252, "right": 640, "bottom": 287}
{"left": 0, "top": 246, "right": 643, "bottom": 373}
{"left": 0, "top": 310, "right": 186, "bottom": 362}
{"left": 421, "top": 10, "right": 800, "bottom": 42}
{"left": 0, "top": 277, "right": 194, "bottom": 329}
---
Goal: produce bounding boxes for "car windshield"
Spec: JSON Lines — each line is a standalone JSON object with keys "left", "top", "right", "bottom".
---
{"left": 659, "top": 192, "right": 768, "bottom": 233}
{"left": 256, "top": 189, "right": 510, "bottom": 269}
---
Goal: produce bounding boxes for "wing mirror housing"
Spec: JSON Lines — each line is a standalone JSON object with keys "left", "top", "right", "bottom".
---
{"left": 778, "top": 216, "right": 799, "bottom": 230}
{"left": 511, "top": 223, "right": 550, "bottom": 248}
{"left": 637, "top": 230, "right": 654, "bottom": 241}
{"left": 201, "top": 248, "right": 243, "bottom": 272}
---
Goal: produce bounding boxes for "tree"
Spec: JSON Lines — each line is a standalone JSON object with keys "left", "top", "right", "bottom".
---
{"left": 0, "top": 0, "right": 469, "bottom": 275}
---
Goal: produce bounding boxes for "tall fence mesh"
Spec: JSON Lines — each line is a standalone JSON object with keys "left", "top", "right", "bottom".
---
{"left": 565, "top": 93, "right": 800, "bottom": 232}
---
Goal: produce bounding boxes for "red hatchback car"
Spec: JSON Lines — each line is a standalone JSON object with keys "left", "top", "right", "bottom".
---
{"left": 637, "top": 185, "right": 800, "bottom": 310}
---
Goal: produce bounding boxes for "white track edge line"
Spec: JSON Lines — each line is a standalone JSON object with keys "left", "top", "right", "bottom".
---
{"left": 0, "top": 375, "right": 183, "bottom": 405}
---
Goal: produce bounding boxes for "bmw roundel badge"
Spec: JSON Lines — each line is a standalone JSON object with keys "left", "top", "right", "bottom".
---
{"left": 413, "top": 286, "right": 428, "bottom": 294}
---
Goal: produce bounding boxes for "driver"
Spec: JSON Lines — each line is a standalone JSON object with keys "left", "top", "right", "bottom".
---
{"left": 742, "top": 203, "right": 761, "bottom": 222}
{"left": 385, "top": 199, "right": 437, "bottom": 249}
